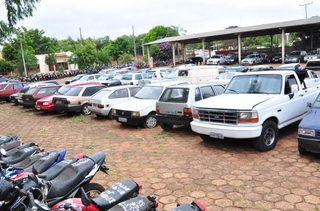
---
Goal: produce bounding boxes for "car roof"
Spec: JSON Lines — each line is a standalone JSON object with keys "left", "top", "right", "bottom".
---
{"left": 102, "top": 85, "right": 141, "bottom": 91}
{"left": 145, "top": 81, "right": 190, "bottom": 87}
{"left": 166, "top": 83, "right": 220, "bottom": 89}
{"left": 74, "top": 84, "right": 104, "bottom": 88}
{"left": 307, "top": 59, "right": 320, "bottom": 62}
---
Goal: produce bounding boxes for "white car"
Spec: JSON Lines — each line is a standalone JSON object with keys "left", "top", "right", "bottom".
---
{"left": 210, "top": 72, "right": 238, "bottom": 86}
{"left": 304, "top": 49, "right": 319, "bottom": 62}
{"left": 112, "top": 81, "right": 190, "bottom": 128}
{"left": 278, "top": 63, "right": 303, "bottom": 71}
{"left": 88, "top": 85, "right": 141, "bottom": 118}
{"left": 120, "top": 73, "right": 147, "bottom": 85}
{"left": 206, "top": 55, "right": 226, "bottom": 65}
{"left": 241, "top": 54, "right": 263, "bottom": 65}
{"left": 72, "top": 74, "right": 101, "bottom": 83}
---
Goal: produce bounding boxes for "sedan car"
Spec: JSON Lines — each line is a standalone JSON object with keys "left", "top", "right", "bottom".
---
{"left": 298, "top": 93, "right": 320, "bottom": 155}
{"left": 285, "top": 50, "right": 307, "bottom": 63}
{"left": 21, "top": 85, "right": 61, "bottom": 108}
{"left": 72, "top": 74, "right": 101, "bottom": 84}
{"left": 185, "top": 56, "right": 205, "bottom": 65}
{"left": 241, "top": 54, "right": 263, "bottom": 65}
{"left": 206, "top": 55, "right": 226, "bottom": 65}
{"left": 101, "top": 74, "right": 123, "bottom": 87}
{"left": 52, "top": 85, "right": 105, "bottom": 115}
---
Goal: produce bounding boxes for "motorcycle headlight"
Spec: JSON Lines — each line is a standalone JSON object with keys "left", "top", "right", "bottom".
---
{"left": 298, "top": 128, "right": 315, "bottom": 137}
{"left": 131, "top": 111, "right": 140, "bottom": 117}
{"left": 238, "top": 111, "right": 259, "bottom": 123}
{"left": 43, "top": 102, "right": 49, "bottom": 106}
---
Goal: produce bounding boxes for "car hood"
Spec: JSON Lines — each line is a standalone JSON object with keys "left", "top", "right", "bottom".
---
{"left": 208, "top": 58, "right": 220, "bottom": 61}
{"left": 243, "top": 58, "right": 255, "bottom": 61}
{"left": 37, "top": 95, "right": 55, "bottom": 102}
{"left": 287, "top": 55, "right": 300, "bottom": 59}
{"left": 104, "top": 79, "right": 120, "bottom": 83}
{"left": 193, "top": 94, "right": 274, "bottom": 110}
{"left": 114, "top": 98, "right": 156, "bottom": 111}
{"left": 299, "top": 108, "right": 320, "bottom": 130}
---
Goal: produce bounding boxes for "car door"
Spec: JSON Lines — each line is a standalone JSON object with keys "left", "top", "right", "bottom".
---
{"left": 200, "top": 86, "right": 216, "bottom": 99}
{"left": 108, "top": 88, "right": 130, "bottom": 106}
{"left": 284, "top": 74, "right": 306, "bottom": 122}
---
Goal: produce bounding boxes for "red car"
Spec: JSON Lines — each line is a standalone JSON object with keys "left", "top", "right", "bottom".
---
{"left": 21, "top": 85, "right": 61, "bottom": 108}
{"left": 0, "top": 82, "right": 29, "bottom": 101}
{"left": 35, "top": 81, "right": 101, "bottom": 112}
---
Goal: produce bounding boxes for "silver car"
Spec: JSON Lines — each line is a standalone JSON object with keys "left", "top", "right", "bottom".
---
{"left": 156, "top": 84, "right": 225, "bottom": 130}
{"left": 241, "top": 54, "right": 263, "bottom": 65}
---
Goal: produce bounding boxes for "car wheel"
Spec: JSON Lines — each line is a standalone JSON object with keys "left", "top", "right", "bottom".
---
{"left": 143, "top": 113, "right": 158, "bottom": 128}
{"left": 160, "top": 123, "right": 174, "bottom": 130}
{"left": 200, "top": 135, "right": 212, "bottom": 142}
{"left": 298, "top": 144, "right": 309, "bottom": 155}
{"left": 108, "top": 111, "right": 113, "bottom": 120}
{"left": 81, "top": 104, "right": 91, "bottom": 115}
{"left": 253, "top": 120, "right": 278, "bottom": 152}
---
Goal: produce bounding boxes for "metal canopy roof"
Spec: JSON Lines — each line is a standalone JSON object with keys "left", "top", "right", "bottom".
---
{"left": 145, "top": 17, "right": 320, "bottom": 45}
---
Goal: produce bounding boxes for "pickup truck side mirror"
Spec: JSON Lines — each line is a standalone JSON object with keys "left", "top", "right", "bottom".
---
{"left": 291, "top": 84, "right": 299, "bottom": 93}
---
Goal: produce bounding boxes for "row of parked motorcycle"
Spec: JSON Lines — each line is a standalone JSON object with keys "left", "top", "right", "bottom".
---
{"left": 0, "top": 134, "right": 205, "bottom": 211}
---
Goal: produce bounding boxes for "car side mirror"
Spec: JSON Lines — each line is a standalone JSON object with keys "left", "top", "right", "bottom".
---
{"left": 307, "top": 102, "right": 312, "bottom": 107}
{"left": 291, "top": 84, "right": 299, "bottom": 93}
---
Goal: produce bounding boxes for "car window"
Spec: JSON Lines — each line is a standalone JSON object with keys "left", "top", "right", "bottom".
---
{"left": 95, "top": 75, "right": 101, "bottom": 79}
{"left": 195, "top": 87, "right": 202, "bottom": 102}
{"left": 284, "top": 75, "right": 298, "bottom": 94}
{"left": 135, "top": 74, "right": 142, "bottom": 80}
{"left": 65, "top": 87, "right": 83, "bottom": 96}
{"left": 25, "top": 87, "right": 37, "bottom": 95}
{"left": 109, "top": 89, "right": 129, "bottom": 99}
{"left": 200, "top": 86, "right": 215, "bottom": 99}
{"left": 129, "top": 87, "right": 141, "bottom": 96}
{"left": 178, "top": 70, "right": 188, "bottom": 76}
{"left": 122, "top": 74, "right": 133, "bottom": 80}
{"left": 159, "top": 88, "right": 189, "bottom": 103}
{"left": 311, "top": 71, "right": 318, "bottom": 78}
{"left": 88, "top": 76, "right": 94, "bottom": 80}
{"left": 82, "top": 87, "right": 103, "bottom": 97}
{"left": 13, "top": 84, "right": 23, "bottom": 89}
{"left": 214, "top": 85, "right": 225, "bottom": 95}
{"left": 37, "top": 87, "right": 49, "bottom": 95}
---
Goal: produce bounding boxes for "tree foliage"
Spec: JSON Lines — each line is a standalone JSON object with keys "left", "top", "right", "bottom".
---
{"left": 16, "top": 49, "right": 37, "bottom": 76}
{"left": 45, "top": 53, "right": 57, "bottom": 67}
{"left": 119, "top": 53, "right": 133, "bottom": 65}
{"left": 0, "top": 59, "right": 15, "bottom": 74}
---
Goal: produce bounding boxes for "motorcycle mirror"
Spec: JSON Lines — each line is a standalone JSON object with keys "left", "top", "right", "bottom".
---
{"left": 80, "top": 187, "right": 91, "bottom": 207}
{"left": 0, "top": 148, "right": 6, "bottom": 156}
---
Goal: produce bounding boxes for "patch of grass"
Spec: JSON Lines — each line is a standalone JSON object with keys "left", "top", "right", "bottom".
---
{"left": 130, "top": 135, "right": 145, "bottom": 141}
{"left": 158, "top": 142, "right": 167, "bottom": 149}
{"left": 84, "top": 145, "right": 97, "bottom": 150}
{"left": 69, "top": 115, "right": 86, "bottom": 123}
{"left": 153, "top": 132, "right": 173, "bottom": 140}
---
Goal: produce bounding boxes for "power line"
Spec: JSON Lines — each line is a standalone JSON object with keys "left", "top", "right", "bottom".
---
{"left": 300, "top": 2, "right": 313, "bottom": 19}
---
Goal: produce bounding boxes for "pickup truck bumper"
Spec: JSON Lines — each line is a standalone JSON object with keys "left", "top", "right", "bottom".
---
{"left": 191, "top": 121, "right": 262, "bottom": 139}
{"left": 298, "top": 135, "right": 320, "bottom": 154}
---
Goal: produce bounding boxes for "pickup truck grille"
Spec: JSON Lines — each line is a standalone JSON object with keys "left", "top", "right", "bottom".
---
{"left": 316, "top": 131, "right": 320, "bottom": 137}
{"left": 198, "top": 109, "right": 238, "bottom": 124}
{"left": 116, "top": 110, "right": 132, "bottom": 117}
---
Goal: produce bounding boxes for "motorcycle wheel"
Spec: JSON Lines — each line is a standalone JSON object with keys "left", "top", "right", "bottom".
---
{"left": 84, "top": 183, "right": 105, "bottom": 198}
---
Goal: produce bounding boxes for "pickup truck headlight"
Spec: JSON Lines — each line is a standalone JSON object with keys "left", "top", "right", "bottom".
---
{"left": 298, "top": 128, "right": 315, "bottom": 137}
{"left": 238, "top": 111, "right": 259, "bottom": 123}
{"left": 192, "top": 109, "right": 199, "bottom": 119}
{"left": 112, "top": 109, "right": 116, "bottom": 115}
{"left": 131, "top": 111, "right": 140, "bottom": 117}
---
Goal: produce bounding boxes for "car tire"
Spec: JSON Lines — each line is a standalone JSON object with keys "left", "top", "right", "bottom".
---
{"left": 253, "top": 120, "right": 278, "bottom": 152}
{"left": 298, "top": 144, "right": 309, "bottom": 155}
{"left": 143, "top": 113, "right": 158, "bottom": 129}
{"left": 81, "top": 104, "right": 91, "bottom": 115}
{"left": 108, "top": 111, "right": 113, "bottom": 120}
{"left": 83, "top": 183, "right": 105, "bottom": 198}
{"left": 160, "top": 123, "right": 174, "bottom": 130}
{"left": 200, "top": 135, "right": 212, "bottom": 142}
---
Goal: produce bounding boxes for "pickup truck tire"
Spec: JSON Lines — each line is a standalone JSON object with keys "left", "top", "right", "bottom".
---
{"left": 298, "top": 144, "right": 309, "bottom": 155}
{"left": 143, "top": 114, "right": 158, "bottom": 128}
{"left": 254, "top": 121, "right": 278, "bottom": 152}
{"left": 160, "top": 123, "right": 174, "bottom": 130}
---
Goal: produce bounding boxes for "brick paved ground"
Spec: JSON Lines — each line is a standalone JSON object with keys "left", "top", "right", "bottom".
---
{"left": 1, "top": 95, "right": 320, "bottom": 210}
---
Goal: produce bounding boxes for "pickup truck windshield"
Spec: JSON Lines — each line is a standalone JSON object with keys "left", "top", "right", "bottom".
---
{"left": 225, "top": 74, "right": 282, "bottom": 94}
{"left": 134, "top": 86, "right": 163, "bottom": 99}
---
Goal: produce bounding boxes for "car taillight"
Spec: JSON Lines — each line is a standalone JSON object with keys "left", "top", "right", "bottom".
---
{"left": 156, "top": 202, "right": 159, "bottom": 208}
{"left": 195, "top": 201, "right": 206, "bottom": 211}
{"left": 156, "top": 106, "right": 160, "bottom": 114}
{"left": 130, "top": 82, "right": 133, "bottom": 85}
{"left": 183, "top": 108, "right": 192, "bottom": 117}
{"left": 98, "top": 104, "right": 104, "bottom": 108}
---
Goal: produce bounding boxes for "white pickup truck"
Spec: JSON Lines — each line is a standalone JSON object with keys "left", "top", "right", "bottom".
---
{"left": 191, "top": 70, "right": 320, "bottom": 151}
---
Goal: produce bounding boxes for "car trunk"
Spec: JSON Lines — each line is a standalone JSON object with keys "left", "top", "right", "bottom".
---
{"left": 158, "top": 101, "right": 188, "bottom": 116}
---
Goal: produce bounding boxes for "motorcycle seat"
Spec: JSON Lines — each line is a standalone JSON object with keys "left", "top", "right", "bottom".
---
{"left": 24, "top": 150, "right": 60, "bottom": 173}
{"left": 12, "top": 151, "right": 54, "bottom": 170}
{"left": 0, "top": 141, "right": 21, "bottom": 151}
{"left": 108, "top": 196, "right": 151, "bottom": 211}
{"left": 47, "top": 158, "right": 94, "bottom": 199}
{"left": 6, "top": 143, "right": 36, "bottom": 156}
{"left": 42, "top": 157, "right": 77, "bottom": 181}
{"left": 92, "top": 180, "right": 139, "bottom": 211}
{"left": 0, "top": 146, "right": 38, "bottom": 165}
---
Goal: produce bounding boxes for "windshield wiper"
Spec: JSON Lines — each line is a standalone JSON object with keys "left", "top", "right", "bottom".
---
{"left": 226, "top": 89, "right": 239, "bottom": 94}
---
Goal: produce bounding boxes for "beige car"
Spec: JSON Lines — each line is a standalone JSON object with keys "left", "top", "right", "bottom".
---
{"left": 52, "top": 85, "right": 105, "bottom": 115}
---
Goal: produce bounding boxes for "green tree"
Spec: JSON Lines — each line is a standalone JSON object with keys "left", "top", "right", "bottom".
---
{"left": 0, "top": 0, "right": 41, "bottom": 44}
{"left": 95, "top": 36, "right": 110, "bottom": 50}
{"left": 45, "top": 53, "right": 57, "bottom": 71}
{"left": 106, "top": 36, "right": 131, "bottom": 63}
{"left": 57, "top": 36, "right": 78, "bottom": 52}
{"left": 119, "top": 53, "right": 133, "bottom": 65}
{"left": 2, "top": 43, "right": 18, "bottom": 61}
{"left": 73, "top": 39, "right": 97, "bottom": 69}
{"left": 0, "top": 59, "right": 15, "bottom": 74}
{"left": 169, "top": 25, "right": 187, "bottom": 36}
{"left": 22, "top": 28, "right": 58, "bottom": 54}
{"left": 97, "top": 46, "right": 111, "bottom": 66}
{"left": 58, "top": 65, "right": 64, "bottom": 73}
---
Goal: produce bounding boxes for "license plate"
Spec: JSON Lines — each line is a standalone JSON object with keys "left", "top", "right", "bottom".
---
{"left": 166, "top": 110, "right": 176, "bottom": 115}
{"left": 36, "top": 107, "right": 41, "bottom": 111}
{"left": 56, "top": 101, "right": 62, "bottom": 104}
{"left": 209, "top": 132, "right": 224, "bottom": 139}
{"left": 26, "top": 98, "right": 29, "bottom": 101}
{"left": 118, "top": 117, "right": 127, "bottom": 122}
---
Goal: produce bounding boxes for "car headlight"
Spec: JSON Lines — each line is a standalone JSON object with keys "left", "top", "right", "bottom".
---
{"left": 112, "top": 109, "right": 116, "bottom": 114}
{"left": 238, "top": 111, "right": 258, "bottom": 123}
{"left": 298, "top": 128, "right": 315, "bottom": 137}
{"left": 192, "top": 109, "right": 199, "bottom": 119}
{"left": 131, "top": 111, "right": 140, "bottom": 117}
{"left": 43, "top": 102, "right": 49, "bottom": 106}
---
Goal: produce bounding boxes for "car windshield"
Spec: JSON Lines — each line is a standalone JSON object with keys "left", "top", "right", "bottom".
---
{"left": 225, "top": 74, "right": 282, "bottom": 94}
{"left": 165, "top": 73, "right": 175, "bottom": 79}
{"left": 73, "top": 75, "right": 84, "bottom": 80}
{"left": 313, "top": 94, "right": 320, "bottom": 108}
{"left": 211, "top": 55, "right": 220, "bottom": 58}
{"left": 99, "top": 75, "right": 112, "bottom": 81}
{"left": 79, "top": 75, "right": 89, "bottom": 81}
{"left": 307, "top": 61, "right": 320, "bottom": 67}
{"left": 159, "top": 88, "right": 189, "bottom": 103}
{"left": 246, "top": 55, "right": 255, "bottom": 59}
{"left": 216, "top": 73, "right": 236, "bottom": 80}
{"left": 113, "top": 75, "right": 122, "bottom": 80}
{"left": 65, "top": 86, "right": 82, "bottom": 96}
{"left": 290, "top": 51, "right": 300, "bottom": 56}
{"left": 134, "top": 86, "right": 163, "bottom": 99}
{"left": 0, "top": 84, "right": 8, "bottom": 90}
{"left": 25, "top": 87, "right": 37, "bottom": 95}
{"left": 57, "top": 86, "right": 71, "bottom": 95}
{"left": 122, "top": 74, "right": 133, "bottom": 80}
{"left": 225, "top": 68, "right": 237, "bottom": 72}
{"left": 91, "top": 90, "right": 111, "bottom": 100}
{"left": 308, "top": 50, "right": 317, "bottom": 55}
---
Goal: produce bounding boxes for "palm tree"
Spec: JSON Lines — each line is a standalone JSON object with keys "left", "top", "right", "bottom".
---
{"left": 170, "top": 25, "right": 187, "bottom": 36}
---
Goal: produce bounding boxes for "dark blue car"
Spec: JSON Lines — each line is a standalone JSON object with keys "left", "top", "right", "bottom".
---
{"left": 101, "top": 75, "right": 123, "bottom": 87}
{"left": 298, "top": 93, "right": 320, "bottom": 155}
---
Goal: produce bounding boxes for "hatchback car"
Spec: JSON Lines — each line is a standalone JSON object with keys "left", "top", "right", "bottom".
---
{"left": 21, "top": 85, "right": 61, "bottom": 108}
{"left": 17, "top": 82, "right": 58, "bottom": 105}
{"left": 72, "top": 74, "right": 101, "bottom": 84}
{"left": 0, "top": 82, "right": 29, "bottom": 101}
{"left": 156, "top": 84, "right": 225, "bottom": 130}
{"left": 88, "top": 85, "right": 141, "bottom": 118}
{"left": 101, "top": 74, "right": 123, "bottom": 87}
{"left": 52, "top": 85, "right": 105, "bottom": 115}
{"left": 120, "top": 73, "right": 146, "bottom": 85}
{"left": 206, "top": 55, "right": 226, "bottom": 65}
{"left": 65, "top": 74, "right": 87, "bottom": 84}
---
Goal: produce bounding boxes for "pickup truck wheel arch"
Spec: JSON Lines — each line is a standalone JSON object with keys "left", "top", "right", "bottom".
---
{"left": 254, "top": 120, "right": 279, "bottom": 152}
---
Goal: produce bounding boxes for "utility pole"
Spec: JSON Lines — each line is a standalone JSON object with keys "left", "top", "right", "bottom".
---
{"left": 132, "top": 26, "right": 137, "bottom": 64}
{"left": 141, "top": 39, "right": 145, "bottom": 56}
{"left": 19, "top": 31, "right": 27, "bottom": 77}
{"left": 300, "top": 2, "right": 313, "bottom": 18}
{"left": 79, "top": 27, "right": 83, "bottom": 45}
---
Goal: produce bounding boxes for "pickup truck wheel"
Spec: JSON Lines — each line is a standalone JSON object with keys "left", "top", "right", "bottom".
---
{"left": 81, "top": 104, "right": 91, "bottom": 115}
{"left": 160, "top": 123, "right": 174, "bottom": 130}
{"left": 298, "top": 144, "right": 309, "bottom": 155}
{"left": 143, "top": 114, "right": 158, "bottom": 128}
{"left": 254, "top": 121, "right": 278, "bottom": 152}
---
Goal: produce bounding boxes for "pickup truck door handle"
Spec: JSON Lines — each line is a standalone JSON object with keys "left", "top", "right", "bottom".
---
{"left": 305, "top": 90, "right": 308, "bottom": 93}
{"left": 277, "top": 109, "right": 282, "bottom": 112}
{"left": 299, "top": 94, "right": 304, "bottom": 97}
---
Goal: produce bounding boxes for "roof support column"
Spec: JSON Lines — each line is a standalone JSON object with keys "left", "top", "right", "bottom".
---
{"left": 270, "top": 35, "right": 273, "bottom": 52}
{"left": 147, "top": 45, "right": 152, "bottom": 68}
{"left": 202, "top": 38, "right": 205, "bottom": 65}
{"left": 281, "top": 28, "right": 286, "bottom": 64}
{"left": 237, "top": 34, "right": 242, "bottom": 64}
{"left": 172, "top": 42, "right": 176, "bottom": 66}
